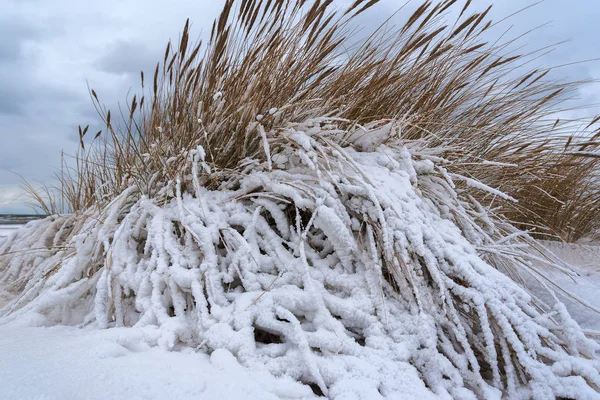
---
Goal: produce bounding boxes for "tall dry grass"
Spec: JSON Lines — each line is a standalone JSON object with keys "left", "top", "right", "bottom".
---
{"left": 39, "top": 0, "right": 599, "bottom": 241}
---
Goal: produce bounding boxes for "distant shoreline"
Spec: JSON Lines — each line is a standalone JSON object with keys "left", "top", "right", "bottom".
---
{"left": 0, "top": 214, "right": 47, "bottom": 225}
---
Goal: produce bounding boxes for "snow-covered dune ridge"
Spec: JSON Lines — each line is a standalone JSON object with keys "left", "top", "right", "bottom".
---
{"left": 1, "top": 119, "right": 599, "bottom": 399}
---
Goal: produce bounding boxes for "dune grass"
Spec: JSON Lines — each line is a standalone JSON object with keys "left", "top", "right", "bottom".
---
{"left": 43, "top": 0, "right": 600, "bottom": 242}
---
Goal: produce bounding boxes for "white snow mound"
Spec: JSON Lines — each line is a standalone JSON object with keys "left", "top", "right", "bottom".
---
{"left": 1, "top": 119, "right": 599, "bottom": 399}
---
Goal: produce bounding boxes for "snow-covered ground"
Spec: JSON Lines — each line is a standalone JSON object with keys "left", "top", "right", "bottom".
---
{"left": 0, "top": 324, "right": 314, "bottom": 400}
{"left": 0, "top": 226, "right": 598, "bottom": 399}
{"left": 0, "top": 224, "right": 20, "bottom": 241}
{"left": 534, "top": 240, "right": 600, "bottom": 331}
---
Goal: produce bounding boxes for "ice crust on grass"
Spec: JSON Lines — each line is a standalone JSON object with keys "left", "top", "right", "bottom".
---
{"left": 1, "top": 119, "right": 599, "bottom": 399}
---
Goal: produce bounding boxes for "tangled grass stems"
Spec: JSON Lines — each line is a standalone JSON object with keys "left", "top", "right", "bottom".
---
{"left": 3, "top": 118, "right": 600, "bottom": 398}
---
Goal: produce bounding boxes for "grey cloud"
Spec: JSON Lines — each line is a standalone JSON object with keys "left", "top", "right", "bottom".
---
{"left": 0, "top": 90, "right": 23, "bottom": 115}
{"left": 96, "top": 40, "right": 160, "bottom": 76}
{"left": 0, "top": 18, "right": 41, "bottom": 61}
{"left": 0, "top": 63, "right": 84, "bottom": 116}
{"left": 0, "top": 14, "right": 75, "bottom": 116}
{"left": 0, "top": 39, "right": 21, "bottom": 63}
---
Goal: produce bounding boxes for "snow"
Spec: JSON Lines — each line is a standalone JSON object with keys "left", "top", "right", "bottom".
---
{"left": 531, "top": 241, "right": 600, "bottom": 331}
{"left": 0, "top": 224, "right": 20, "bottom": 241}
{"left": 1, "top": 239, "right": 598, "bottom": 399}
{"left": 0, "top": 224, "right": 21, "bottom": 309}
{"left": 0, "top": 323, "right": 314, "bottom": 400}
{"left": 4, "top": 222, "right": 306, "bottom": 399}
{"left": 1, "top": 119, "right": 600, "bottom": 398}
{"left": 449, "top": 173, "right": 519, "bottom": 203}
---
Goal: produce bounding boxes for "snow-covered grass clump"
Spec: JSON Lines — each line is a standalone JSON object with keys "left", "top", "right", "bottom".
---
{"left": 2, "top": 0, "right": 600, "bottom": 398}
{"left": 2, "top": 119, "right": 600, "bottom": 398}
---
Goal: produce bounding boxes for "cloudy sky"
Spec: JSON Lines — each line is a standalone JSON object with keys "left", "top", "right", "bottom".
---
{"left": 1, "top": 0, "right": 599, "bottom": 213}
